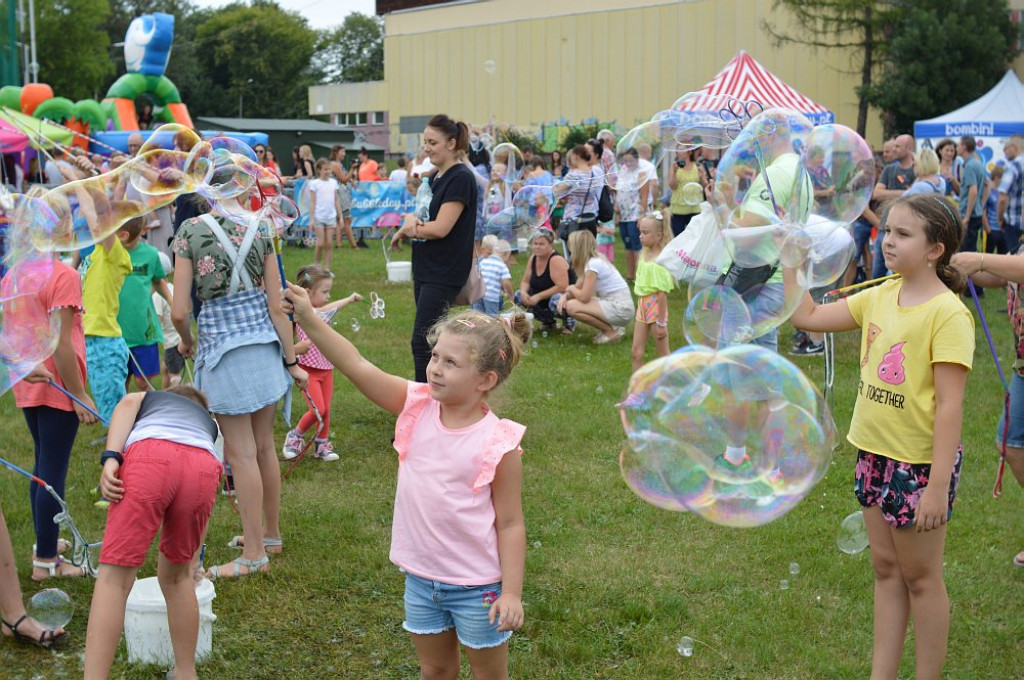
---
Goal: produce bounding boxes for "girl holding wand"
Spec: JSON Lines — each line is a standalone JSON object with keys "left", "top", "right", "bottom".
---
{"left": 282, "top": 284, "right": 528, "bottom": 680}
{"left": 281, "top": 264, "right": 362, "bottom": 462}
{"left": 785, "top": 194, "right": 974, "bottom": 680}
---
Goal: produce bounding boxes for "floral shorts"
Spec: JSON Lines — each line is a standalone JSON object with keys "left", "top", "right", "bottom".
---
{"left": 635, "top": 294, "right": 667, "bottom": 325}
{"left": 854, "top": 447, "right": 963, "bottom": 528}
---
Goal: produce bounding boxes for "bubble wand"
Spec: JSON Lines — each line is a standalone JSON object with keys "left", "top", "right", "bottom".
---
{"left": 46, "top": 379, "right": 109, "bottom": 427}
{"left": 966, "top": 277, "right": 1011, "bottom": 496}
{"left": 0, "top": 454, "right": 103, "bottom": 576}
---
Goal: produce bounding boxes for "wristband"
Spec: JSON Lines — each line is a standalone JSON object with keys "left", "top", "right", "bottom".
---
{"left": 283, "top": 357, "right": 299, "bottom": 368}
{"left": 100, "top": 450, "right": 123, "bottom": 467}
{"left": 655, "top": 321, "right": 668, "bottom": 327}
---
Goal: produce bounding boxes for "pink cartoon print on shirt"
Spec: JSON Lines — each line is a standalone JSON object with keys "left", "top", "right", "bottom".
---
{"left": 877, "top": 342, "right": 907, "bottom": 385}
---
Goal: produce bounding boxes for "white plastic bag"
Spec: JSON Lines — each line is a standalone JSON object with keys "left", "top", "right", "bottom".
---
{"left": 655, "top": 202, "right": 732, "bottom": 286}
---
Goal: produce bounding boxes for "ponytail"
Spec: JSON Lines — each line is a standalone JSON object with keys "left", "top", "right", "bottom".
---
{"left": 427, "top": 114, "right": 469, "bottom": 153}
{"left": 936, "top": 262, "right": 967, "bottom": 295}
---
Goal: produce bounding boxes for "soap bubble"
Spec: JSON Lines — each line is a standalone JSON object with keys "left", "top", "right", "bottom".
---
{"left": 676, "top": 636, "right": 694, "bottom": 657}
{"left": 778, "top": 214, "right": 857, "bottom": 288}
{"left": 27, "top": 588, "right": 74, "bottom": 629}
{"left": 350, "top": 318, "right": 360, "bottom": 332}
{"left": 837, "top": 510, "right": 869, "bottom": 554}
{"left": 483, "top": 207, "right": 517, "bottom": 242}
{"left": 789, "top": 562, "right": 800, "bottom": 575}
{"left": 688, "top": 272, "right": 803, "bottom": 346}
{"left": 798, "top": 123, "right": 875, "bottom": 224}
{"left": 492, "top": 143, "right": 525, "bottom": 184}
{"left": 605, "top": 121, "right": 669, "bottom": 193}
{"left": 779, "top": 579, "right": 789, "bottom": 590}
{"left": 531, "top": 340, "right": 538, "bottom": 349}
{"left": 511, "top": 185, "right": 554, "bottom": 230}
{"left": 618, "top": 345, "right": 836, "bottom": 527}
{"left": 483, "top": 59, "right": 496, "bottom": 75}
{"left": 681, "top": 182, "right": 705, "bottom": 206}
{"left": 683, "top": 285, "right": 752, "bottom": 348}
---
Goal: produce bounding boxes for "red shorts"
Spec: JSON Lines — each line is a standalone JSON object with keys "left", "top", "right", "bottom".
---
{"left": 100, "top": 439, "right": 223, "bottom": 567}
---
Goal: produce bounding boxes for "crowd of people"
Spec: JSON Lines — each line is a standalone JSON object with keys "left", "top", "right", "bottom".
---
{"left": 0, "top": 111, "right": 1022, "bottom": 680}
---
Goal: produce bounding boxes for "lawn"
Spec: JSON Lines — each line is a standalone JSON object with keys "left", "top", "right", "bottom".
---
{"left": 1, "top": 240, "right": 1020, "bottom": 679}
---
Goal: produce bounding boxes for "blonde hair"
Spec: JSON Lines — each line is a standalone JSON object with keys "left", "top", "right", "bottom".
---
{"left": 568, "top": 229, "right": 602, "bottom": 278}
{"left": 299, "top": 145, "right": 312, "bottom": 159}
{"left": 639, "top": 211, "right": 671, "bottom": 260}
{"left": 295, "top": 263, "right": 334, "bottom": 290}
{"left": 480, "top": 234, "right": 499, "bottom": 251}
{"left": 426, "top": 308, "right": 532, "bottom": 388}
{"left": 915, "top": 148, "right": 940, "bottom": 177}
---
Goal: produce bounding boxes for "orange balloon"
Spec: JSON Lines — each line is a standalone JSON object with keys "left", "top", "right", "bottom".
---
{"left": 20, "top": 83, "right": 54, "bottom": 115}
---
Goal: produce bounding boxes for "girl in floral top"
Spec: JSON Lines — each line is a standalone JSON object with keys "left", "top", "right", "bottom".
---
{"left": 172, "top": 208, "right": 308, "bottom": 579}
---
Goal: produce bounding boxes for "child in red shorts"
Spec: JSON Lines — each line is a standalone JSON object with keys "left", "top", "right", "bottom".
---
{"left": 84, "top": 385, "right": 221, "bottom": 680}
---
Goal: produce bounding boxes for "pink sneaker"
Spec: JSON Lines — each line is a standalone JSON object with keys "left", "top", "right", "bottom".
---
{"left": 281, "top": 429, "right": 303, "bottom": 460}
{"left": 315, "top": 440, "right": 339, "bottom": 462}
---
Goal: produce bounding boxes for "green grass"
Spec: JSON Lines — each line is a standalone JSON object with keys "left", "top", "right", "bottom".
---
{"left": 2, "top": 242, "right": 1020, "bottom": 679}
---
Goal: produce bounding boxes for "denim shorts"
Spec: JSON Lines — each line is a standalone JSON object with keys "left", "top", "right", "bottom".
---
{"left": 402, "top": 572, "right": 512, "bottom": 650}
{"left": 996, "top": 372, "right": 1024, "bottom": 449}
{"left": 618, "top": 220, "right": 641, "bottom": 251}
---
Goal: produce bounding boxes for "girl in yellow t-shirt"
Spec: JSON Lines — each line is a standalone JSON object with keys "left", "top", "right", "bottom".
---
{"left": 784, "top": 194, "right": 974, "bottom": 680}
{"left": 630, "top": 212, "right": 674, "bottom": 371}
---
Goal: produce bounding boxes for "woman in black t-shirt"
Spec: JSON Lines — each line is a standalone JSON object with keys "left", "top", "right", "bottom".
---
{"left": 391, "top": 114, "right": 478, "bottom": 381}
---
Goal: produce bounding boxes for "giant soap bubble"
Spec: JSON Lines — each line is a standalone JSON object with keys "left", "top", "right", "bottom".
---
{"left": 619, "top": 345, "right": 836, "bottom": 527}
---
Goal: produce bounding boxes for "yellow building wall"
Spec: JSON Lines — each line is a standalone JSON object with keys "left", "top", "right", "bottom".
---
{"left": 310, "top": 0, "right": 893, "bottom": 150}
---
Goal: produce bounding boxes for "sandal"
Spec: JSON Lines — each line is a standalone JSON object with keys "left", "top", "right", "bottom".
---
{"left": 207, "top": 555, "right": 270, "bottom": 581}
{"left": 32, "top": 539, "right": 71, "bottom": 558}
{"left": 2, "top": 614, "right": 67, "bottom": 648}
{"left": 31, "top": 558, "right": 88, "bottom": 582}
{"left": 227, "top": 536, "right": 283, "bottom": 554}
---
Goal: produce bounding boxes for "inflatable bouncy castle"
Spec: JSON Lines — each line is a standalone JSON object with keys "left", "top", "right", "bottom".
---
{"left": 0, "top": 12, "right": 194, "bottom": 153}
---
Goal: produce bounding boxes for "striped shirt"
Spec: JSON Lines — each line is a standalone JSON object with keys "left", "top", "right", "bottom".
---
{"left": 999, "top": 157, "right": 1024, "bottom": 235}
{"left": 478, "top": 255, "right": 511, "bottom": 303}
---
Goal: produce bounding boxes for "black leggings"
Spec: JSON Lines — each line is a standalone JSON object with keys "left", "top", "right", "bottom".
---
{"left": 23, "top": 406, "right": 80, "bottom": 559}
{"left": 411, "top": 281, "right": 462, "bottom": 382}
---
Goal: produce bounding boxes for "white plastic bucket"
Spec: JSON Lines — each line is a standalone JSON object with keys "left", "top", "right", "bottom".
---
{"left": 387, "top": 261, "right": 412, "bottom": 282}
{"left": 124, "top": 577, "right": 217, "bottom": 666}
{"left": 517, "top": 237, "right": 529, "bottom": 250}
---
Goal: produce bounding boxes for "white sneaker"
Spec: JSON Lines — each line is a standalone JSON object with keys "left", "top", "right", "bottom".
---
{"left": 281, "top": 429, "right": 303, "bottom": 460}
{"left": 315, "top": 440, "right": 340, "bottom": 462}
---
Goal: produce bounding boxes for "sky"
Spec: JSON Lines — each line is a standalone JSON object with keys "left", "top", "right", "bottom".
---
{"left": 190, "top": 0, "right": 377, "bottom": 31}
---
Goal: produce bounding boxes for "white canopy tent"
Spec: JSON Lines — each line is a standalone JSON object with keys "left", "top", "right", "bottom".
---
{"left": 915, "top": 70, "right": 1024, "bottom": 169}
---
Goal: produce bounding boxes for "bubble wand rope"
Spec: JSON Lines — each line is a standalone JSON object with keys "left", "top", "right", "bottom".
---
{"left": 966, "top": 277, "right": 1010, "bottom": 497}
{"left": 28, "top": 116, "right": 122, "bottom": 155}
{"left": 0, "top": 107, "right": 79, "bottom": 159}
{"left": 46, "top": 379, "right": 109, "bottom": 427}
{"left": 0, "top": 454, "right": 102, "bottom": 576}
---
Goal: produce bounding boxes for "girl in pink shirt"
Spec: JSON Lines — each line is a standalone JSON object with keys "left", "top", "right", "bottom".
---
{"left": 281, "top": 265, "right": 361, "bottom": 463}
{"left": 283, "top": 288, "right": 529, "bottom": 680}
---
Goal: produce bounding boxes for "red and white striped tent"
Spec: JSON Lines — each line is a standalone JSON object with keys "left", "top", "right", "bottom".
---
{"left": 679, "top": 50, "right": 834, "bottom": 125}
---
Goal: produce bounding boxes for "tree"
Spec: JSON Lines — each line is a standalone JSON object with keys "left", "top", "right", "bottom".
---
{"left": 315, "top": 12, "right": 384, "bottom": 83}
{"left": 763, "top": 0, "right": 898, "bottom": 137}
{"left": 191, "top": 2, "right": 319, "bottom": 118}
{"left": 35, "top": 0, "right": 114, "bottom": 100}
{"left": 864, "top": 0, "right": 1018, "bottom": 136}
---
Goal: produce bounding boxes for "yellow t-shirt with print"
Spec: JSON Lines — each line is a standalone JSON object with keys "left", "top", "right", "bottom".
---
{"left": 82, "top": 238, "right": 132, "bottom": 338}
{"left": 846, "top": 279, "right": 974, "bottom": 464}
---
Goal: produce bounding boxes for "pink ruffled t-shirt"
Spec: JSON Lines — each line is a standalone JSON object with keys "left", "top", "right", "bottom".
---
{"left": 390, "top": 382, "right": 525, "bottom": 586}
